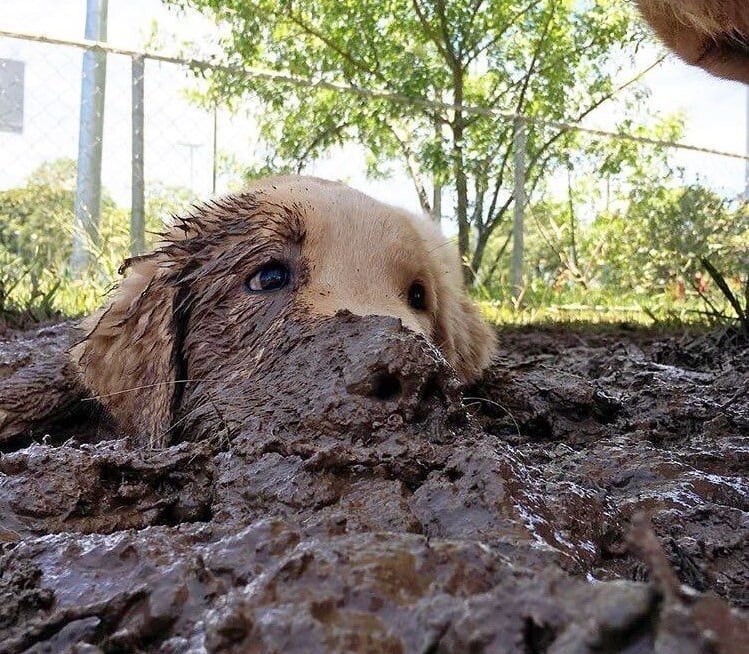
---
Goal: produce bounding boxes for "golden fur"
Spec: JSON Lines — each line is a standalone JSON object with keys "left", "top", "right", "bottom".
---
{"left": 71, "top": 176, "right": 496, "bottom": 443}
{"left": 637, "top": 0, "right": 749, "bottom": 82}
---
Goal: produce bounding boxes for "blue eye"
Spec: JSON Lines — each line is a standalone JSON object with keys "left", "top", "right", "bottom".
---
{"left": 246, "top": 262, "right": 290, "bottom": 292}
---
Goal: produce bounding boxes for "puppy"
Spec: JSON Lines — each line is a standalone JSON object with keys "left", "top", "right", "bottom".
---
{"left": 71, "top": 176, "right": 496, "bottom": 446}
{"left": 637, "top": 0, "right": 749, "bottom": 82}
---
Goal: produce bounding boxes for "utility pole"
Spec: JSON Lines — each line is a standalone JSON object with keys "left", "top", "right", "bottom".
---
{"left": 432, "top": 110, "right": 442, "bottom": 224}
{"left": 212, "top": 105, "right": 218, "bottom": 195}
{"left": 71, "top": 0, "right": 108, "bottom": 274}
{"left": 178, "top": 141, "right": 203, "bottom": 191}
{"left": 131, "top": 54, "right": 145, "bottom": 256}
{"left": 432, "top": 179, "right": 442, "bottom": 224}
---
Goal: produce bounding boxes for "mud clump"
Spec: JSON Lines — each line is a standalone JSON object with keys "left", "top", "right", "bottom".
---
{"left": 0, "top": 319, "right": 747, "bottom": 652}
{"left": 475, "top": 326, "right": 749, "bottom": 608}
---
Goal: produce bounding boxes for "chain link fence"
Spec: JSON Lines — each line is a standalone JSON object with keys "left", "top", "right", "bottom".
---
{"left": 1, "top": 17, "right": 747, "bottom": 318}
{"left": 0, "top": 31, "right": 243, "bottom": 212}
{"left": 2, "top": 27, "right": 746, "bottom": 207}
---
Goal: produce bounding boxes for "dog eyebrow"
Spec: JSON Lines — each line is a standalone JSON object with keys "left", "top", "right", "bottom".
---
{"left": 259, "top": 201, "right": 307, "bottom": 245}
{"left": 205, "top": 194, "right": 306, "bottom": 244}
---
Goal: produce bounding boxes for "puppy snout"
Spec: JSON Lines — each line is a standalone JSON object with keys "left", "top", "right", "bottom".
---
{"left": 343, "top": 318, "right": 461, "bottom": 420}
{"left": 357, "top": 366, "right": 448, "bottom": 407}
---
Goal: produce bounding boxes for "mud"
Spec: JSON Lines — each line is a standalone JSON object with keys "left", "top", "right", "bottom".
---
{"left": 0, "top": 319, "right": 747, "bottom": 652}
{"left": 474, "top": 326, "right": 749, "bottom": 607}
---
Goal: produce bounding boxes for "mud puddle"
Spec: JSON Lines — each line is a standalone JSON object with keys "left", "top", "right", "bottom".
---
{"left": 0, "top": 321, "right": 746, "bottom": 652}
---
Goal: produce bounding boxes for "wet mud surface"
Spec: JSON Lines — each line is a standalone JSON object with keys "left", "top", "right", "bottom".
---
{"left": 0, "top": 320, "right": 747, "bottom": 652}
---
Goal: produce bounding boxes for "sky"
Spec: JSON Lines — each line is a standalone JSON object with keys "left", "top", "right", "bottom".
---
{"left": 0, "top": 0, "right": 747, "bottom": 217}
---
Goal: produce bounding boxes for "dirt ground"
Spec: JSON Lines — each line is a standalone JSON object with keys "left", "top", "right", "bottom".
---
{"left": 0, "top": 320, "right": 747, "bottom": 652}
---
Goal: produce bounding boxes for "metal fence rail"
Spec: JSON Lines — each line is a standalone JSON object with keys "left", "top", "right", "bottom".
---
{"left": 3, "top": 28, "right": 747, "bottom": 162}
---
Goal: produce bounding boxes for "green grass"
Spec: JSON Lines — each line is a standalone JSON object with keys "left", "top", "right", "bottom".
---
{"left": 478, "top": 300, "right": 715, "bottom": 328}
{"left": 476, "top": 286, "right": 747, "bottom": 331}
{"left": 0, "top": 257, "right": 740, "bottom": 332}
{"left": 0, "top": 255, "right": 117, "bottom": 326}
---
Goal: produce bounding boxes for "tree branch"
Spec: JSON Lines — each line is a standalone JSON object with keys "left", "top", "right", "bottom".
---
{"left": 526, "top": 55, "right": 666, "bottom": 178}
{"left": 265, "top": 4, "right": 389, "bottom": 87}
{"left": 436, "top": 0, "right": 459, "bottom": 64}
{"left": 483, "top": 228, "right": 513, "bottom": 282}
{"left": 513, "top": 1, "right": 557, "bottom": 122}
{"left": 478, "top": 54, "right": 667, "bottom": 245}
{"left": 464, "top": 0, "right": 540, "bottom": 66}
{"left": 469, "top": 1, "right": 556, "bottom": 231}
{"left": 388, "top": 123, "right": 432, "bottom": 214}
{"left": 411, "top": 0, "right": 454, "bottom": 67}
{"left": 294, "top": 121, "right": 353, "bottom": 172}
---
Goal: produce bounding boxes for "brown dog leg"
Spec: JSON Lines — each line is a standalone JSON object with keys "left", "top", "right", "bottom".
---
{"left": 0, "top": 324, "right": 89, "bottom": 447}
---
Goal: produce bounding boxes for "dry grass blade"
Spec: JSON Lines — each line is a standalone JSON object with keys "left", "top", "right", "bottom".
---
{"left": 700, "top": 257, "right": 748, "bottom": 334}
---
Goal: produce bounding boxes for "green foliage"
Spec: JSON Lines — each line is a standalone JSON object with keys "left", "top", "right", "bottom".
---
{"left": 476, "top": 123, "right": 749, "bottom": 324}
{"left": 144, "top": 181, "right": 200, "bottom": 231}
{"left": 592, "top": 185, "right": 747, "bottom": 294}
{"left": 167, "top": 0, "right": 653, "bottom": 283}
{"left": 0, "top": 159, "right": 194, "bottom": 321}
{"left": 0, "top": 158, "right": 132, "bottom": 271}
{"left": 0, "top": 180, "right": 76, "bottom": 268}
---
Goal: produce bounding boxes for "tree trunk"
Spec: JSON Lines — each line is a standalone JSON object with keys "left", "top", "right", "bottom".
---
{"left": 511, "top": 118, "right": 526, "bottom": 301}
{"left": 451, "top": 69, "right": 471, "bottom": 286}
{"left": 432, "top": 111, "right": 442, "bottom": 224}
{"left": 567, "top": 165, "right": 579, "bottom": 271}
{"left": 432, "top": 181, "right": 442, "bottom": 223}
{"left": 470, "top": 225, "right": 491, "bottom": 283}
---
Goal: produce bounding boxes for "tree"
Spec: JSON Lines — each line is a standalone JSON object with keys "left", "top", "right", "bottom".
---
{"left": 590, "top": 185, "right": 748, "bottom": 298}
{"left": 168, "top": 0, "right": 656, "bottom": 284}
{"left": 0, "top": 160, "right": 189, "bottom": 274}
{"left": 0, "top": 160, "right": 199, "bottom": 319}
{"left": 502, "top": 114, "right": 688, "bottom": 295}
{"left": 476, "top": 112, "right": 749, "bottom": 309}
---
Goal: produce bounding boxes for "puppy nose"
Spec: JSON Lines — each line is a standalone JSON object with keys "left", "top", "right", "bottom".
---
{"left": 369, "top": 371, "right": 403, "bottom": 402}
{"left": 343, "top": 317, "right": 461, "bottom": 420}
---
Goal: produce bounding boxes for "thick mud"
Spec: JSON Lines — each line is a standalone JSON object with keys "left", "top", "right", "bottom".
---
{"left": 0, "top": 319, "right": 746, "bottom": 653}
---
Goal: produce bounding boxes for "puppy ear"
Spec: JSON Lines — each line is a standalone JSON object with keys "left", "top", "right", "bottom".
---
{"left": 71, "top": 255, "right": 183, "bottom": 447}
{"left": 436, "top": 290, "right": 496, "bottom": 384}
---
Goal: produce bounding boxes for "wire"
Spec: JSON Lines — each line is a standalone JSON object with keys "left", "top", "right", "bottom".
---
{"left": 1, "top": 27, "right": 747, "bottom": 162}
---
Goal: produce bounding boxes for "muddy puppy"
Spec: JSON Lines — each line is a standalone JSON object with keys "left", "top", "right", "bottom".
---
{"left": 637, "top": 0, "right": 749, "bottom": 82}
{"left": 72, "top": 176, "right": 496, "bottom": 446}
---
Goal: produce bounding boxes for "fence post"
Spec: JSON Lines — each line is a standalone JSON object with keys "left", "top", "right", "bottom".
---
{"left": 71, "top": 0, "right": 108, "bottom": 275}
{"left": 131, "top": 54, "right": 145, "bottom": 256}
{"left": 745, "top": 86, "right": 749, "bottom": 201}
{"left": 511, "top": 116, "right": 526, "bottom": 301}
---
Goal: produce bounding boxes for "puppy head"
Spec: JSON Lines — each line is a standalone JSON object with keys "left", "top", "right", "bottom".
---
{"left": 72, "top": 176, "right": 495, "bottom": 444}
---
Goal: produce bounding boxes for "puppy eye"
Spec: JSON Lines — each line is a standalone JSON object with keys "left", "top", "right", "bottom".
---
{"left": 408, "top": 281, "right": 428, "bottom": 311}
{"left": 246, "top": 262, "right": 290, "bottom": 292}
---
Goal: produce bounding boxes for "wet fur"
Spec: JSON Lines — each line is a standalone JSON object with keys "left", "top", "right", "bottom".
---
{"left": 71, "top": 176, "right": 496, "bottom": 445}
{"left": 637, "top": 0, "right": 749, "bottom": 82}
